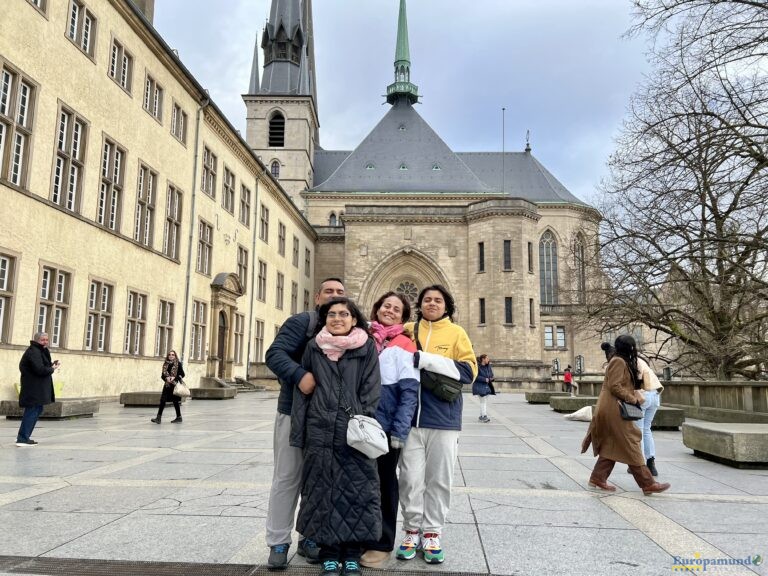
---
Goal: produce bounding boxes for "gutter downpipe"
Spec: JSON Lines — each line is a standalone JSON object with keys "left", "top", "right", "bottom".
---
{"left": 245, "top": 169, "right": 266, "bottom": 380}
{"left": 181, "top": 96, "right": 210, "bottom": 363}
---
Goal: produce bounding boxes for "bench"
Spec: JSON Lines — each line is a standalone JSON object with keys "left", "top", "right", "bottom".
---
{"left": 190, "top": 387, "right": 237, "bottom": 400}
{"left": 0, "top": 399, "right": 99, "bottom": 420}
{"left": 682, "top": 422, "right": 768, "bottom": 468}
{"left": 550, "top": 396, "right": 598, "bottom": 413}
{"left": 119, "top": 392, "right": 187, "bottom": 407}
{"left": 651, "top": 406, "right": 685, "bottom": 430}
{"left": 525, "top": 390, "right": 571, "bottom": 404}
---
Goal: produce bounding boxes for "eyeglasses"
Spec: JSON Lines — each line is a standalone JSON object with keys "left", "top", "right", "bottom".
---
{"left": 327, "top": 311, "right": 351, "bottom": 319}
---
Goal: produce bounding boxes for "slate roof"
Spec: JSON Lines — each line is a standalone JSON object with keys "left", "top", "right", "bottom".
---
{"left": 311, "top": 103, "right": 587, "bottom": 206}
{"left": 310, "top": 99, "right": 491, "bottom": 194}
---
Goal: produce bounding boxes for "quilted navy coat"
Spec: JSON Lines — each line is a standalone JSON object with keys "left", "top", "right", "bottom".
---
{"left": 290, "top": 337, "right": 383, "bottom": 546}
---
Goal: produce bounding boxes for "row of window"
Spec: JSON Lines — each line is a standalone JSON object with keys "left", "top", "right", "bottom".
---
{"left": 476, "top": 297, "right": 534, "bottom": 326}
{"left": 477, "top": 231, "right": 587, "bottom": 307}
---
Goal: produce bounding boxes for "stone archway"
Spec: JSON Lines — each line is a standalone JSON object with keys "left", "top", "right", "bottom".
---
{"left": 208, "top": 272, "right": 243, "bottom": 379}
{"left": 358, "top": 247, "right": 451, "bottom": 321}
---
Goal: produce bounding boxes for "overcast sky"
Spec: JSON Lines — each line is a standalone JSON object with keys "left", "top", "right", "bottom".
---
{"left": 154, "top": 1, "right": 651, "bottom": 204}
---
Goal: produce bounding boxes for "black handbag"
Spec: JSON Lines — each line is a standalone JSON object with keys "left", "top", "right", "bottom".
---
{"left": 618, "top": 400, "right": 643, "bottom": 421}
{"left": 414, "top": 322, "right": 462, "bottom": 402}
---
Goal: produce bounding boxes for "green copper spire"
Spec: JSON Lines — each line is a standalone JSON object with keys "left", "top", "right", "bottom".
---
{"left": 386, "top": 0, "right": 419, "bottom": 105}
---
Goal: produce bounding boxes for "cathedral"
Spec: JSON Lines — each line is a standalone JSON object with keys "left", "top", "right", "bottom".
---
{"left": 244, "top": 0, "right": 603, "bottom": 376}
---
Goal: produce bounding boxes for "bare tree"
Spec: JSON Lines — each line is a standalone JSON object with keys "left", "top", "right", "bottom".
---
{"left": 586, "top": 1, "right": 768, "bottom": 379}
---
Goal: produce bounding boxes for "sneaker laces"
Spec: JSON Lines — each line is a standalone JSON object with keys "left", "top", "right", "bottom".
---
{"left": 423, "top": 535, "right": 441, "bottom": 551}
{"left": 272, "top": 543, "right": 289, "bottom": 553}
{"left": 322, "top": 560, "right": 340, "bottom": 571}
{"left": 344, "top": 560, "right": 360, "bottom": 572}
{"left": 401, "top": 532, "right": 419, "bottom": 548}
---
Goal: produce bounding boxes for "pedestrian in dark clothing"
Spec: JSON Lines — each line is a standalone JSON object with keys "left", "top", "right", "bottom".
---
{"left": 472, "top": 354, "right": 495, "bottom": 422}
{"left": 151, "top": 350, "right": 185, "bottom": 424}
{"left": 264, "top": 278, "right": 345, "bottom": 569}
{"left": 17, "top": 332, "right": 59, "bottom": 446}
{"left": 290, "top": 297, "right": 382, "bottom": 576}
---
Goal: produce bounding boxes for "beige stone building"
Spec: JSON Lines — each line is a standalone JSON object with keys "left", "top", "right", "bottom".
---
{"left": 0, "top": 0, "right": 316, "bottom": 401}
{"left": 246, "top": 0, "right": 606, "bottom": 381}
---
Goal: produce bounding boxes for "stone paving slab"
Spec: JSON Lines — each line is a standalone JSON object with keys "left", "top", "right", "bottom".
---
{"left": 0, "top": 392, "right": 765, "bottom": 575}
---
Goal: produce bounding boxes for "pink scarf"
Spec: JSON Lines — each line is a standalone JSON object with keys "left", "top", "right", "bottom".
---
{"left": 316, "top": 326, "right": 370, "bottom": 361}
{"left": 370, "top": 321, "right": 406, "bottom": 353}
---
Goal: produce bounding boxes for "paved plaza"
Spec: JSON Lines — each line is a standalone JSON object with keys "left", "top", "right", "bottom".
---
{"left": 0, "top": 392, "right": 765, "bottom": 576}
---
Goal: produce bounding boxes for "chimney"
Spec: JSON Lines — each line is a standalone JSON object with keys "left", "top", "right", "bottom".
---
{"left": 132, "top": 0, "right": 155, "bottom": 24}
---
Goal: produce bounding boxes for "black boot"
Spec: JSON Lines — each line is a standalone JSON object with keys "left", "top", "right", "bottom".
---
{"left": 646, "top": 457, "right": 658, "bottom": 477}
{"left": 151, "top": 417, "right": 161, "bottom": 424}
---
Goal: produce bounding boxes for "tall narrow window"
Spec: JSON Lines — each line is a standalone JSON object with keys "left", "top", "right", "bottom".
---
{"left": 163, "top": 185, "right": 182, "bottom": 259}
{"left": 269, "top": 112, "right": 285, "bottom": 147}
{"left": 303, "top": 289, "right": 310, "bottom": 312}
{"left": 479, "top": 298, "right": 486, "bottom": 324}
{"left": 201, "top": 146, "right": 217, "bottom": 198}
{"left": 478, "top": 242, "right": 485, "bottom": 273}
{"left": 52, "top": 106, "right": 87, "bottom": 213}
{"left": 197, "top": 220, "right": 213, "bottom": 275}
{"left": 260, "top": 204, "right": 270, "bottom": 242}
{"left": 503, "top": 239, "right": 512, "bottom": 270}
{"left": 134, "top": 164, "right": 156, "bottom": 247}
{"left": 504, "top": 297, "right": 513, "bottom": 324}
{"left": 539, "top": 231, "right": 559, "bottom": 305}
{"left": 278, "top": 222, "right": 286, "bottom": 256}
{"left": 222, "top": 167, "right": 235, "bottom": 213}
{"left": 0, "top": 253, "right": 16, "bottom": 343}
{"left": 108, "top": 39, "right": 133, "bottom": 92}
{"left": 290, "top": 281, "right": 298, "bottom": 314}
{"left": 37, "top": 266, "right": 70, "bottom": 348}
{"left": 329, "top": 212, "right": 337, "bottom": 227}
{"left": 0, "top": 64, "right": 36, "bottom": 188}
{"left": 276, "top": 272, "right": 284, "bottom": 310}
{"left": 574, "top": 235, "right": 586, "bottom": 304}
{"left": 84, "top": 280, "right": 112, "bottom": 351}
{"left": 292, "top": 236, "right": 300, "bottom": 267}
{"left": 170, "top": 102, "right": 187, "bottom": 143}
{"left": 98, "top": 137, "right": 125, "bottom": 230}
{"left": 124, "top": 290, "right": 146, "bottom": 355}
{"left": 304, "top": 248, "right": 311, "bottom": 278}
{"left": 237, "top": 245, "right": 249, "bottom": 293}
{"left": 239, "top": 184, "right": 251, "bottom": 226}
{"left": 544, "top": 325, "right": 554, "bottom": 347}
{"left": 67, "top": 1, "right": 96, "bottom": 57}
{"left": 270, "top": 160, "right": 280, "bottom": 179}
{"left": 529, "top": 298, "right": 535, "bottom": 326}
{"left": 155, "top": 300, "right": 174, "bottom": 357}
{"left": 143, "top": 73, "right": 163, "bottom": 120}
{"left": 234, "top": 313, "right": 245, "bottom": 364}
{"left": 556, "top": 325, "right": 566, "bottom": 348}
{"left": 527, "top": 242, "right": 534, "bottom": 273}
{"left": 253, "top": 319, "right": 265, "bottom": 362}
{"left": 257, "top": 260, "right": 267, "bottom": 301}
{"left": 190, "top": 300, "right": 207, "bottom": 361}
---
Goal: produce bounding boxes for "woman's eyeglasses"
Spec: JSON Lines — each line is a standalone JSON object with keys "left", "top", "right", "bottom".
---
{"left": 327, "top": 311, "right": 351, "bottom": 319}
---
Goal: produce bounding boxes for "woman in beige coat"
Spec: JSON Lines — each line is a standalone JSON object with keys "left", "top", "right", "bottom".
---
{"left": 581, "top": 335, "right": 671, "bottom": 495}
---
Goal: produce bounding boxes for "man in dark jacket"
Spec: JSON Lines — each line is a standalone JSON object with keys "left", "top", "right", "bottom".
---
{"left": 17, "top": 332, "right": 59, "bottom": 447}
{"left": 264, "top": 278, "right": 345, "bottom": 569}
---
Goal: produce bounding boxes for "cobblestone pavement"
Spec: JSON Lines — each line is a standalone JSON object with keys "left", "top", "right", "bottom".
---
{"left": 0, "top": 392, "right": 765, "bottom": 575}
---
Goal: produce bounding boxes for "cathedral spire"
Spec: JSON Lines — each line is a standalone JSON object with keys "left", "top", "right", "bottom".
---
{"left": 386, "top": 0, "right": 419, "bottom": 105}
{"left": 248, "top": 33, "right": 259, "bottom": 94}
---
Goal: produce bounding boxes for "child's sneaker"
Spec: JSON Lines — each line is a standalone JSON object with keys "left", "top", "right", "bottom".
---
{"left": 422, "top": 533, "right": 444, "bottom": 564}
{"left": 319, "top": 559, "right": 342, "bottom": 575}
{"left": 396, "top": 530, "right": 420, "bottom": 560}
{"left": 342, "top": 560, "right": 362, "bottom": 575}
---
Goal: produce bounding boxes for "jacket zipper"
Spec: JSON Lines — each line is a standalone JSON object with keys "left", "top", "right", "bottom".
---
{"left": 415, "top": 320, "right": 433, "bottom": 427}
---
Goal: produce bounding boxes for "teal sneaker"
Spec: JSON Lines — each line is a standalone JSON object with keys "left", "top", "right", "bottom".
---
{"left": 319, "top": 559, "right": 342, "bottom": 575}
{"left": 396, "top": 531, "right": 420, "bottom": 560}
{"left": 422, "top": 533, "right": 444, "bottom": 564}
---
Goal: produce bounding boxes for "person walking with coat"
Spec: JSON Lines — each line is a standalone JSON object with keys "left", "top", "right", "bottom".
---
{"left": 473, "top": 354, "right": 495, "bottom": 423}
{"left": 290, "top": 297, "right": 382, "bottom": 576}
{"left": 151, "top": 350, "right": 185, "bottom": 424}
{"left": 581, "top": 335, "right": 670, "bottom": 495}
{"left": 16, "top": 332, "right": 59, "bottom": 446}
{"left": 360, "top": 292, "right": 419, "bottom": 569}
{"left": 398, "top": 285, "right": 478, "bottom": 565}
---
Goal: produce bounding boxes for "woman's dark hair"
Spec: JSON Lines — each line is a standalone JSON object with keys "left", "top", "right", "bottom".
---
{"left": 600, "top": 341, "right": 615, "bottom": 362}
{"left": 478, "top": 354, "right": 489, "bottom": 363}
{"left": 416, "top": 284, "right": 455, "bottom": 321}
{"left": 370, "top": 291, "right": 411, "bottom": 324}
{"left": 316, "top": 297, "right": 370, "bottom": 336}
{"left": 614, "top": 335, "right": 641, "bottom": 390}
{"left": 165, "top": 350, "right": 178, "bottom": 362}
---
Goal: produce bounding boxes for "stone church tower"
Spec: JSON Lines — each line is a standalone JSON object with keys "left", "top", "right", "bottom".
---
{"left": 244, "top": 0, "right": 319, "bottom": 206}
{"left": 246, "top": 0, "right": 603, "bottom": 376}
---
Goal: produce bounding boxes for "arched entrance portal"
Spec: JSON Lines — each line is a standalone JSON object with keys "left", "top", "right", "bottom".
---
{"left": 358, "top": 247, "right": 451, "bottom": 321}
{"left": 208, "top": 273, "right": 243, "bottom": 380}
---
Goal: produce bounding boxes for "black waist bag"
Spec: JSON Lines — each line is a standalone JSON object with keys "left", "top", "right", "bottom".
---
{"left": 420, "top": 369, "right": 462, "bottom": 402}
